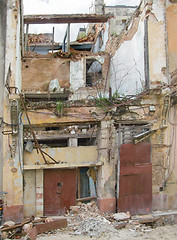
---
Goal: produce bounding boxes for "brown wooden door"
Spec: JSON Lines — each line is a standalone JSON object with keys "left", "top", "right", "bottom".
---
{"left": 118, "top": 142, "right": 152, "bottom": 215}
{"left": 44, "top": 169, "right": 77, "bottom": 216}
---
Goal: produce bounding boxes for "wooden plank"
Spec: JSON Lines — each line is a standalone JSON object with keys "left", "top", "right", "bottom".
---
{"left": 24, "top": 14, "right": 112, "bottom": 24}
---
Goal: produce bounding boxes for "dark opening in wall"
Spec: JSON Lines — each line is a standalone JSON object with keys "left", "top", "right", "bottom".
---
{"left": 45, "top": 127, "right": 61, "bottom": 131}
{"left": 77, "top": 167, "right": 97, "bottom": 200}
{"left": 78, "top": 137, "right": 96, "bottom": 146}
{"left": 86, "top": 59, "right": 102, "bottom": 87}
{"left": 37, "top": 139, "right": 68, "bottom": 148}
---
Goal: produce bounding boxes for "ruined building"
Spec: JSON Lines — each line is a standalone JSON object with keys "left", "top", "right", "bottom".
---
{"left": 1, "top": 0, "right": 177, "bottom": 222}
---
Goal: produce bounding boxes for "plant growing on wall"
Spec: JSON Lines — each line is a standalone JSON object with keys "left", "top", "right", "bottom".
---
{"left": 56, "top": 101, "right": 64, "bottom": 117}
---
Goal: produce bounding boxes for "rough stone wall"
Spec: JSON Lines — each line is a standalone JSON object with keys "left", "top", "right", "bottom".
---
{"left": 97, "top": 119, "right": 117, "bottom": 213}
{"left": 93, "top": 0, "right": 136, "bottom": 35}
{"left": 105, "top": 6, "right": 137, "bottom": 35}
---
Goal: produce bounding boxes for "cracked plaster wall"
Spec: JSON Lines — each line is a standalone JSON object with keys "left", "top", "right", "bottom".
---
{"left": 3, "top": 0, "right": 23, "bottom": 217}
{"left": 0, "top": 0, "right": 7, "bottom": 191}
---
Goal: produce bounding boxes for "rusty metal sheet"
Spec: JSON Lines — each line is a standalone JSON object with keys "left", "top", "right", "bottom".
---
{"left": 44, "top": 169, "right": 77, "bottom": 216}
{"left": 119, "top": 166, "right": 152, "bottom": 196}
{"left": 117, "top": 194, "right": 152, "bottom": 215}
{"left": 120, "top": 163, "right": 152, "bottom": 176}
{"left": 118, "top": 142, "right": 152, "bottom": 215}
{"left": 120, "top": 142, "right": 151, "bottom": 166}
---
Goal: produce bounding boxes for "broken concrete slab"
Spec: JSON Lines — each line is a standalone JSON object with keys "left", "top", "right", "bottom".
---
{"left": 113, "top": 212, "right": 131, "bottom": 222}
{"left": 114, "top": 221, "right": 127, "bottom": 229}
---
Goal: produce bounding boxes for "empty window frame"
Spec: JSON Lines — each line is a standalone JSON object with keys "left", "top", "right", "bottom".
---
{"left": 86, "top": 59, "right": 102, "bottom": 87}
{"left": 78, "top": 137, "right": 96, "bottom": 146}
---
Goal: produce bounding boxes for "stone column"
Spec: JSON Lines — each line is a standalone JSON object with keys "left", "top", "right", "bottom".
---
{"left": 97, "top": 120, "right": 117, "bottom": 213}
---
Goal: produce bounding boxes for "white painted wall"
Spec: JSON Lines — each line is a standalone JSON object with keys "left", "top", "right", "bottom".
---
{"left": 70, "top": 58, "right": 85, "bottom": 91}
{"left": 110, "top": 19, "right": 145, "bottom": 96}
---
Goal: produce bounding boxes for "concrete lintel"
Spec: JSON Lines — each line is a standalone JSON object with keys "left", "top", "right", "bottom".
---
{"left": 24, "top": 161, "right": 103, "bottom": 170}
{"left": 24, "top": 14, "right": 112, "bottom": 24}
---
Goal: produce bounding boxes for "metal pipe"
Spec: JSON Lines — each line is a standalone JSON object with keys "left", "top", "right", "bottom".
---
{"left": 67, "top": 23, "right": 70, "bottom": 53}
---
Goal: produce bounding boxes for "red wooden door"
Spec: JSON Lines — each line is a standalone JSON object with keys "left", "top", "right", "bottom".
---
{"left": 118, "top": 142, "right": 152, "bottom": 215}
{"left": 44, "top": 169, "right": 77, "bottom": 216}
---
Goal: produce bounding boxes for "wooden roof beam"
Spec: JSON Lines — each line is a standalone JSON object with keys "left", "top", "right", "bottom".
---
{"left": 24, "top": 14, "right": 112, "bottom": 24}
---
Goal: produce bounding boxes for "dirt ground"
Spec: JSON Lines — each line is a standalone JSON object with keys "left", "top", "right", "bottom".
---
{"left": 37, "top": 224, "right": 177, "bottom": 240}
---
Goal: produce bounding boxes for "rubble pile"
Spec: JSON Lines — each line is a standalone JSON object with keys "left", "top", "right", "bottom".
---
{"left": 73, "top": 216, "right": 119, "bottom": 238}
{"left": 28, "top": 34, "right": 53, "bottom": 44}
{"left": 66, "top": 202, "right": 131, "bottom": 238}
{"left": 77, "top": 33, "right": 95, "bottom": 43}
{"left": 65, "top": 202, "right": 175, "bottom": 238}
{"left": 0, "top": 217, "right": 45, "bottom": 239}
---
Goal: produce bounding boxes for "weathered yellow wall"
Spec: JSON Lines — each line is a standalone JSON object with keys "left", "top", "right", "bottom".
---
{"left": 24, "top": 146, "right": 98, "bottom": 166}
{"left": 24, "top": 170, "right": 36, "bottom": 216}
{"left": 3, "top": 0, "right": 23, "bottom": 208}
{"left": 148, "top": 18, "right": 167, "bottom": 86}
{"left": 167, "top": 4, "right": 177, "bottom": 73}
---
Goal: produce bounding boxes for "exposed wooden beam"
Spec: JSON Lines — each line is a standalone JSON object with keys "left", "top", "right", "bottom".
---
{"left": 24, "top": 14, "right": 112, "bottom": 24}
{"left": 23, "top": 161, "right": 103, "bottom": 170}
{"left": 23, "top": 120, "right": 99, "bottom": 128}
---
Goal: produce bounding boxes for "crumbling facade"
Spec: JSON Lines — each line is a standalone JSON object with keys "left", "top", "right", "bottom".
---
{"left": 1, "top": 0, "right": 177, "bottom": 222}
{"left": 0, "top": 0, "right": 23, "bottom": 222}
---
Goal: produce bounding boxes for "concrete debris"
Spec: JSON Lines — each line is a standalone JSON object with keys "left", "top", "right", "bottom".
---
{"left": 44, "top": 218, "right": 53, "bottom": 223}
{"left": 22, "top": 223, "right": 33, "bottom": 234}
{"left": 114, "top": 221, "right": 127, "bottom": 229}
{"left": 113, "top": 211, "right": 131, "bottom": 221}
{"left": 73, "top": 216, "right": 119, "bottom": 238}
{"left": 69, "top": 206, "right": 79, "bottom": 213}
{"left": 3, "top": 221, "right": 15, "bottom": 228}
